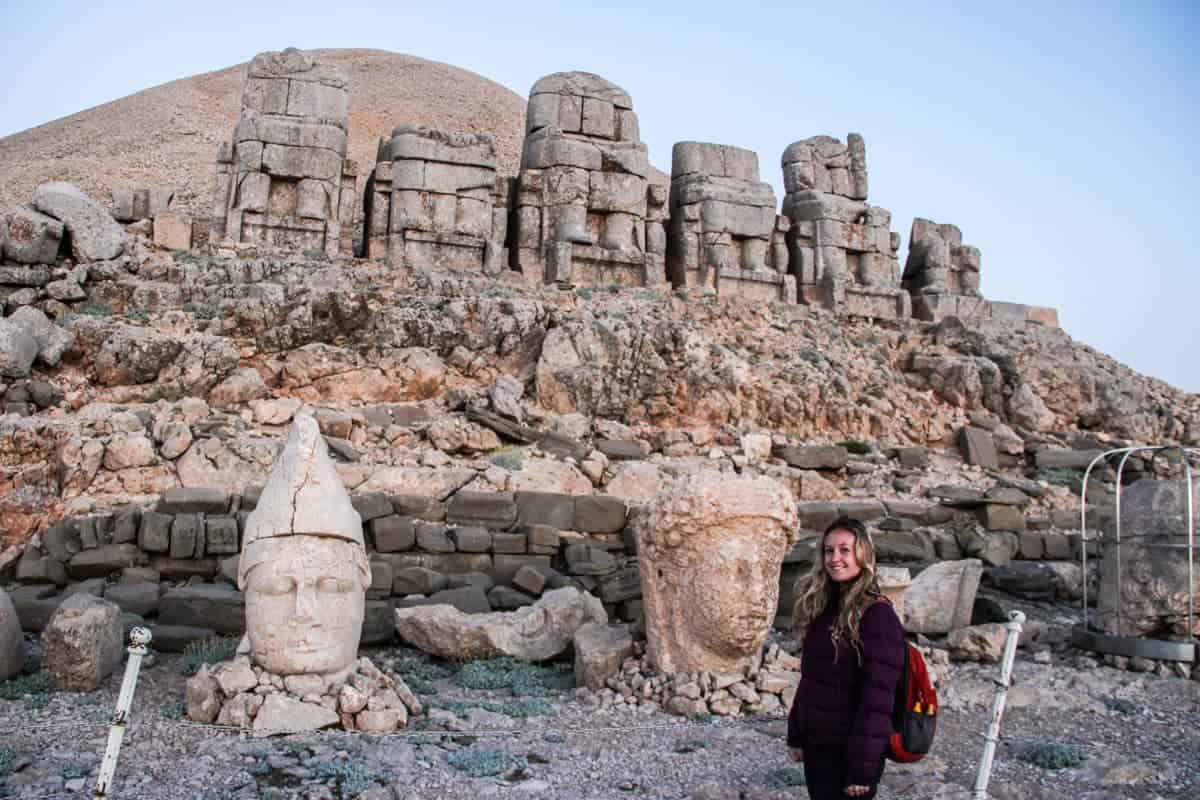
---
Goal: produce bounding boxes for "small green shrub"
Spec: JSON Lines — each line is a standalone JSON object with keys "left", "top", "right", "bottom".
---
{"left": 180, "top": 636, "right": 240, "bottom": 676}
{"left": 301, "top": 248, "right": 330, "bottom": 262}
{"left": 0, "top": 746, "right": 16, "bottom": 776}
{"left": 674, "top": 739, "right": 708, "bottom": 754}
{"left": 455, "top": 656, "right": 573, "bottom": 696}
{"left": 446, "top": 748, "right": 525, "bottom": 778}
{"left": 181, "top": 301, "right": 218, "bottom": 320}
{"left": 765, "top": 765, "right": 806, "bottom": 787}
{"left": 481, "top": 285, "right": 516, "bottom": 299}
{"left": 488, "top": 445, "right": 526, "bottom": 472}
{"left": 433, "top": 697, "right": 556, "bottom": 719}
{"left": 1104, "top": 697, "right": 1138, "bottom": 715}
{"left": 162, "top": 701, "right": 186, "bottom": 720}
{"left": 61, "top": 761, "right": 88, "bottom": 780}
{"left": 541, "top": 731, "right": 566, "bottom": 743}
{"left": 0, "top": 671, "right": 55, "bottom": 702}
{"left": 635, "top": 289, "right": 660, "bottom": 301}
{"left": 311, "top": 759, "right": 379, "bottom": 795}
{"left": 79, "top": 302, "right": 112, "bottom": 317}
{"left": 574, "top": 287, "right": 594, "bottom": 300}
{"left": 1019, "top": 741, "right": 1087, "bottom": 770}
{"left": 798, "top": 348, "right": 827, "bottom": 366}
{"left": 838, "top": 439, "right": 872, "bottom": 456}
{"left": 126, "top": 307, "right": 151, "bottom": 323}
{"left": 1037, "top": 468, "right": 1083, "bottom": 494}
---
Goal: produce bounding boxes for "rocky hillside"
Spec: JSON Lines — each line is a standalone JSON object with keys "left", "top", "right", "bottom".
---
{"left": 0, "top": 49, "right": 528, "bottom": 216}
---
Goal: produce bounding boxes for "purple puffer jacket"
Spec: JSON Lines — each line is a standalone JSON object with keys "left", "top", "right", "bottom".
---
{"left": 786, "top": 598, "right": 905, "bottom": 787}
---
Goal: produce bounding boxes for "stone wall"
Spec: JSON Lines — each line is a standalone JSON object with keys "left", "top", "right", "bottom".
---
{"left": 6, "top": 485, "right": 637, "bottom": 652}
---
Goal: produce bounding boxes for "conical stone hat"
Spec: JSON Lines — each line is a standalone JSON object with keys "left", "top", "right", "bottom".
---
{"left": 238, "top": 414, "right": 363, "bottom": 585}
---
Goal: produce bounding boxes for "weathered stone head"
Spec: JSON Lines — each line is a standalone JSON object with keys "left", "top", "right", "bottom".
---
{"left": 238, "top": 415, "right": 370, "bottom": 675}
{"left": 636, "top": 473, "right": 800, "bottom": 674}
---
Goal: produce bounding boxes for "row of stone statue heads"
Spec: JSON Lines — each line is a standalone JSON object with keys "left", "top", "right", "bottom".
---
{"left": 210, "top": 49, "right": 982, "bottom": 322}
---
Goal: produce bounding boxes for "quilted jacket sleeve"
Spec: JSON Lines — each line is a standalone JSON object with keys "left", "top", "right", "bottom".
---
{"left": 785, "top": 679, "right": 806, "bottom": 749}
{"left": 846, "top": 602, "right": 905, "bottom": 787}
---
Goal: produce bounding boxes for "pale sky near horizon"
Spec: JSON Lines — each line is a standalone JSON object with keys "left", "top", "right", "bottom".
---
{"left": 2, "top": 1, "right": 1198, "bottom": 394}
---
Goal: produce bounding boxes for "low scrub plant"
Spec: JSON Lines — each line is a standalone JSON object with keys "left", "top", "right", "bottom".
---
{"left": 180, "top": 635, "right": 240, "bottom": 676}
{"left": 1104, "top": 697, "right": 1138, "bottom": 715}
{"left": 455, "top": 656, "right": 574, "bottom": 696}
{"left": 311, "top": 759, "right": 380, "bottom": 796}
{"left": 0, "top": 746, "right": 16, "bottom": 777}
{"left": 1019, "top": 741, "right": 1087, "bottom": 770}
{"left": 765, "top": 765, "right": 806, "bottom": 787}
{"left": 487, "top": 445, "right": 526, "bottom": 472}
{"left": 446, "top": 748, "right": 525, "bottom": 778}
{"left": 674, "top": 739, "right": 708, "bottom": 754}
{"left": 0, "top": 671, "right": 55, "bottom": 707}
{"left": 838, "top": 439, "right": 872, "bottom": 456}
{"left": 1036, "top": 468, "right": 1083, "bottom": 494}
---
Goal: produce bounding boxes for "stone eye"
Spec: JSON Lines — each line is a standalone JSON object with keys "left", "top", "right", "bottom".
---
{"left": 317, "top": 577, "right": 354, "bottom": 594}
{"left": 253, "top": 574, "right": 295, "bottom": 595}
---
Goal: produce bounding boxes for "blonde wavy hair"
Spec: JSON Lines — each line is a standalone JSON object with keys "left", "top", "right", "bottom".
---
{"left": 791, "top": 517, "right": 882, "bottom": 658}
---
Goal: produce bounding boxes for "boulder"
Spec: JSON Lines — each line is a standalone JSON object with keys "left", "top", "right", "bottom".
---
{"left": 2, "top": 206, "right": 63, "bottom": 264}
{"left": 573, "top": 622, "right": 633, "bottom": 690}
{"left": 185, "top": 664, "right": 222, "bottom": 723}
{"left": 775, "top": 444, "right": 849, "bottom": 471}
{"left": 208, "top": 367, "right": 269, "bottom": 408}
{"left": 40, "top": 594, "right": 123, "bottom": 691}
{"left": 394, "top": 586, "right": 606, "bottom": 661}
{"left": 902, "top": 559, "right": 982, "bottom": 634}
{"left": 32, "top": 182, "right": 128, "bottom": 261}
{"left": 982, "top": 562, "right": 1057, "bottom": 601}
{"left": 6, "top": 307, "right": 74, "bottom": 367}
{"left": 253, "top": 693, "right": 340, "bottom": 735}
{"left": 947, "top": 622, "right": 1009, "bottom": 662}
{"left": 0, "top": 589, "right": 24, "bottom": 681}
{"left": 0, "top": 319, "right": 38, "bottom": 379}
{"left": 957, "top": 426, "right": 999, "bottom": 469}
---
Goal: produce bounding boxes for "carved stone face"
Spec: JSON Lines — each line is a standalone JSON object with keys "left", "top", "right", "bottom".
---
{"left": 242, "top": 536, "right": 369, "bottom": 675}
{"left": 677, "top": 532, "right": 781, "bottom": 659}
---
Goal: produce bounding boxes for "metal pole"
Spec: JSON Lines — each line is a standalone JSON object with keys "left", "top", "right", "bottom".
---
{"left": 972, "top": 610, "right": 1025, "bottom": 800}
{"left": 93, "top": 627, "right": 152, "bottom": 799}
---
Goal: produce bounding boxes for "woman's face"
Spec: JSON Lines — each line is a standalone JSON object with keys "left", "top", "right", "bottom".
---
{"left": 823, "top": 529, "right": 863, "bottom": 583}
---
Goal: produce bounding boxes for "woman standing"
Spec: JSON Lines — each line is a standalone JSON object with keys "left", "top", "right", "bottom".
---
{"left": 786, "top": 517, "right": 905, "bottom": 799}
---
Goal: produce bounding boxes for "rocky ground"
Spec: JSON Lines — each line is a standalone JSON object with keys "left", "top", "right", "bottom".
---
{"left": 2, "top": 609, "right": 1198, "bottom": 800}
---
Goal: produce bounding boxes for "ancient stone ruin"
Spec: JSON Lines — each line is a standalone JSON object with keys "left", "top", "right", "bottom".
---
{"left": 210, "top": 48, "right": 357, "bottom": 256}
{"left": 667, "top": 142, "right": 794, "bottom": 302}
{"left": 636, "top": 473, "right": 800, "bottom": 674}
{"left": 781, "top": 134, "right": 909, "bottom": 319}
{"left": 362, "top": 125, "right": 510, "bottom": 274}
{"left": 513, "top": 72, "right": 663, "bottom": 287}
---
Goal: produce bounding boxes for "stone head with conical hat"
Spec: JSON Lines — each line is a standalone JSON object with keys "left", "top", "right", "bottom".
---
{"left": 239, "top": 415, "right": 371, "bottom": 676}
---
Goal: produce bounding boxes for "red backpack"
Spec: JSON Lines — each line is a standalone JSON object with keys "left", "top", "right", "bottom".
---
{"left": 886, "top": 640, "right": 938, "bottom": 762}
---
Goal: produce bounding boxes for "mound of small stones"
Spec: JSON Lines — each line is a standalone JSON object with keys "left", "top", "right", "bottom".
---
{"left": 577, "top": 642, "right": 803, "bottom": 718}
{"left": 185, "top": 656, "right": 422, "bottom": 734}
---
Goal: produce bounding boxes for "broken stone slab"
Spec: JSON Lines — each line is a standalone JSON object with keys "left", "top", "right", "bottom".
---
{"left": 2, "top": 206, "right": 63, "bottom": 264}
{"left": 947, "top": 623, "right": 1008, "bottom": 662}
{"left": 253, "top": 693, "right": 340, "bottom": 735}
{"left": 147, "top": 623, "right": 218, "bottom": 652}
{"left": 901, "top": 559, "right": 982, "bottom": 634}
{"left": 596, "top": 440, "right": 646, "bottom": 461}
{"left": 977, "top": 504, "right": 1026, "bottom": 532}
{"left": 352, "top": 492, "right": 394, "bottom": 522}
{"left": 573, "top": 622, "right": 633, "bottom": 691}
{"left": 927, "top": 485, "right": 986, "bottom": 507}
{"left": 446, "top": 491, "right": 518, "bottom": 529}
{"left": 6, "top": 306, "right": 74, "bottom": 367}
{"left": 8, "top": 585, "right": 63, "bottom": 632}
{"left": 487, "top": 586, "right": 536, "bottom": 610}
{"left": 0, "top": 589, "right": 23, "bottom": 681}
{"left": 66, "top": 544, "right": 148, "bottom": 580}
{"left": 465, "top": 405, "right": 540, "bottom": 443}
{"left": 394, "top": 586, "right": 606, "bottom": 661}
{"left": 371, "top": 516, "right": 416, "bottom": 552}
{"left": 836, "top": 499, "right": 886, "bottom": 522}
{"left": 158, "top": 584, "right": 245, "bottom": 635}
{"left": 957, "top": 529, "right": 1020, "bottom": 566}
{"left": 1034, "top": 448, "right": 1105, "bottom": 471}
{"left": 32, "top": 182, "right": 128, "bottom": 261}
{"left": 103, "top": 582, "right": 161, "bottom": 617}
{"left": 399, "top": 586, "right": 491, "bottom": 615}
{"left": 157, "top": 487, "right": 231, "bottom": 514}
{"left": 957, "top": 426, "right": 999, "bottom": 470}
{"left": 514, "top": 491, "right": 575, "bottom": 529}
{"left": 796, "top": 501, "right": 839, "bottom": 532}
{"left": 774, "top": 445, "right": 849, "bottom": 471}
{"left": 0, "top": 319, "right": 38, "bottom": 379}
{"left": 573, "top": 496, "right": 626, "bottom": 533}
{"left": 41, "top": 593, "right": 123, "bottom": 691}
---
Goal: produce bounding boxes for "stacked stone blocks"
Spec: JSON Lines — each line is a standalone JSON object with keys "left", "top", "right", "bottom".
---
{"left": 667, "top": 142, "right": 794, "bottom": 302}
{"left": 210, "top": 49, "right": 356, "bottom": 256}
{"left": 362, "top": 126, "right": 510, "bottom": 273}
{"left": 514, "top": 72, "right": 664, "bottom": 288}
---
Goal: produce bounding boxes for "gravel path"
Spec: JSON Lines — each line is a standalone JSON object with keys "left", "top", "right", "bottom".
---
{"left": 2, "top": 639, "right": 1197, "bottom": 800}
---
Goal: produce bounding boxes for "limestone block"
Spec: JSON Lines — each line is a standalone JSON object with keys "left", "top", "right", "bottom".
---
{"left": 616, "top": 109, "right": 640, "bottom": 142}
{"left": 902, "top": 559, "right": 982, "bottom": 634}
{"left": 3, "top": 206, "right": 63, "bottom": 264}
{"left": 296, "top": 180, "right": 330, "bottom": 219}
{"left": 957, "top": 426, "right": 999, "bottom": 469}
{"left": 138, "top": 511, "right": 173, "bottom": 552}
{"left": 522, "top": 129, "right": 602, "bottom": 171}
{"left": 32, "top": 182, "right": 127, "bottom": 261}
{"left": 254, "top": 693, "right": 340, "bottom": 734}
{"left": 7, "top": 306, "right": 73, "bottom": 367}
{"left": 0, "top": 589, "right": 23, "bottom": 681}
{"left": 394, "top": 586, "right": 606, "bottom": 661}
{"left": 573, "top": 622, "right": 634, "bottom": 691}
{"left": 235, "top": 113, "right": 346, "bottom": 153}
{"left": 446, "top": 491, "right": 518, "bottom": 529}
{"left": 449, "top": 527, "right": 491, "bottom": 553}
{"left": 285, "top": 79, "right": 349, "bottom": 125}
{"left": 637, "top": 473, "right": 799, "bottom": 674}
{"left": 170, "top": 513, "right": 201, "bottom": 559}
{"left": 0, "top": 319, "right": 38, "bottom": 379}
{"left": 103, "top": 582, "right": 160, "bottom": 617}
{"left": 672, "top": 142, "right": 759, "bottom": 181}
{"left": 947, "top": 623, "right": 1008, "bottom": 662}
{"left": 66, "top": 544, "right": 147, "bottom": 580}
{"left": 514, "top": 491, "right": 576, "bottom": 529}
{"left": 775, "top": 445, "right": 848, "bottom": 471}
{"left": 206, "top": 516, "right": 240, "bottom": 555}
{"left": 371, "top": 516, "right": 416, "bottom": 552}
{"left": 526, "top": 92, "right": 560, "bottom": 132}
{"left": 581, "top": 97, "right": 615, "bottom": 138}
{"left": 589, "top": 173, "right": 646, "bottom": 214}
{"left": 261, "top": 144, "right": 343, "bottom": 181}
{"left": 573, "top": 496, "right": 627, "bottom": 533}
{"left": 390, "top": 125, "right": 496, "bottom": 167}
{"left": 41, "top": 594, "right": 123, "bottom": 691}
{"left": 242, "top": 77, "right": 290, "bottom": 115}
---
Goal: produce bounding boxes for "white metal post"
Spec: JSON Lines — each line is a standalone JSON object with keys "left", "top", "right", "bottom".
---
{"left": 973, "top": 610, "right": 1025, "bottom": 800}
{"left": 93, "top": 627, "right": 152, "bottom": 799}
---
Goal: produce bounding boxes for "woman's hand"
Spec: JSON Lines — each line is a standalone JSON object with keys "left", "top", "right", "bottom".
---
{"left": 787, "top": 747, "right": 804, "bottom": 762}
{"left": 844, "top": 784, "right": 871, "bottom": 797}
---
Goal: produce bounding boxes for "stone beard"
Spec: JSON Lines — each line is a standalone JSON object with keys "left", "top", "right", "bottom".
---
{"left": 240, "top": 536, "right": 371, "bottom": 676}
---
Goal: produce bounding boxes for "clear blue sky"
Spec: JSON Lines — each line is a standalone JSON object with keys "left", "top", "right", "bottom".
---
{"left": 3, "top": 1, "right": 1198, "bottom": 392}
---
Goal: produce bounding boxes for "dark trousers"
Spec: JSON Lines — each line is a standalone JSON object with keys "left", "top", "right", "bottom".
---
{"left": 802, "top": 745, "right": 880, "bottom": 800}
